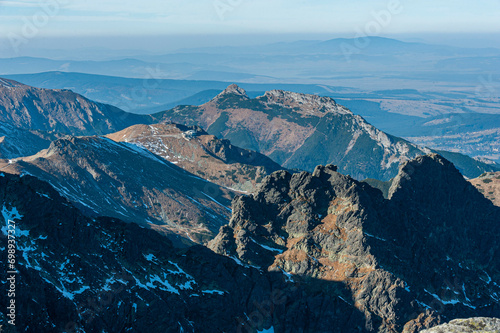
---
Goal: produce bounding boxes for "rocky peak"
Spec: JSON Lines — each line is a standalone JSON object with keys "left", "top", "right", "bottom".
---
{"left": 387, "top": 153, "right": 486, "bottom": 211}
{"left": 260, "top": 89, "right": 352, "bottom": 116}
{"left": 210, "top": 154, "right": 500, "bottom": 332}
{"left": 388, "top": 154, "right": 455, "bottom": 198}
{"left": 214, "top": 84, "right": 249, "bottom": 100}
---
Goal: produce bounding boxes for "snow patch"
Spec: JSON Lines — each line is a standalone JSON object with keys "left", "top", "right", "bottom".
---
{"left": 424, "top": 289, "right": 476, "bottom": 309}
{"left": 202, "top": 289, "right": 225, "bottom": 295}
{"left": 1, "top": 205, "right": 23, "bottom": 236}
{"left": 201, "top": 192, "right": 231, "bottom": 212}
{"left": 251, "top": 238, "right": 283, "bottom": 253}
{"left": 345, "top": 130, "right": 362, "bottom": 156}
{"left": 363, "top": 232, "right": 387, "bottom": 242}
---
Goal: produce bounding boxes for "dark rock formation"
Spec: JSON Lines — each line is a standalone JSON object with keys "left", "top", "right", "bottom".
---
{"left": 0, "top": 172, "right": 371, "bottom": 333}
{"left": 209, "top": 154, "right": 500, "bottom": 332}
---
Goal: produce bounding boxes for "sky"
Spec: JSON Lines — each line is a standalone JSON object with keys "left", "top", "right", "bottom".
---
{"left": 0, "top": 0, "right": 500, "bottom": 56}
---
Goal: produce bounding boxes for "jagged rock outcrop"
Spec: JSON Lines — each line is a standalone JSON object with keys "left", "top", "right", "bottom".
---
{"left": 214, "top": 83, "right": 250, "bottom": 101}
{"left": 106, "top": 123, "right": 283, "bottom": 192}
{"left": 0, "top": 172, "right": 376, "bottom": 333}
{"left": 209, "top": 154, "right": 500, "bottom": 332}
{"left": 420, "top": 318, "right": 500, "bottom": 332}
{"left": 1, "top": 154, "right": 498, "bottom": 332}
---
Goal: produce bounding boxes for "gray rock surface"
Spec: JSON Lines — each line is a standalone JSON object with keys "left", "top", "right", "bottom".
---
{"left": 421, "top": 318, "right": 500, "bottom": 333}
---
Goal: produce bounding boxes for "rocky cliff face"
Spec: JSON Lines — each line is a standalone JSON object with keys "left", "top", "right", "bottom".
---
{"left": 209, "top": 154, "right": 500, "bottom": 332}
{"left": 0, "top": 136, "right": 235, "bottom": 244}
{"left": 153, "top": 85, "right": 499, "bottom": 180}
{"left": 106, "top": 123, "right": 283, "bottom": 192}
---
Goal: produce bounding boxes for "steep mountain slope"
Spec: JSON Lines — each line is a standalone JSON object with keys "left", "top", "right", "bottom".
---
{"left": 153, "top": 85, "right": 499, "bottom": 180}
{"left": 209, "top": 154, "right": 500, "bottom": 332}
{"left": 0, "top": 136, "right": 234, "bottom": 243}
{"left": 0, "top": 172, "right": 383, "bottom": 333}
{"left": 469, "top": 172, "right": 500, "bottom": 206}
{"left": 106, "top": 123, "right": 284, "bottom": 192}
{"left": 0, "top": 122, "right": 60, "bottom": 159}
{"left": 0, "top": 77, "right": 147, "bottom": 135}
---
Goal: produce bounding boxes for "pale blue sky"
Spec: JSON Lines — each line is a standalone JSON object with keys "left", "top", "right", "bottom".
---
{"left": 0, "top": 0, "right": 499, "bottom": 55}
{"left": 1, "top": 0, "right": 500, "bottom": 35}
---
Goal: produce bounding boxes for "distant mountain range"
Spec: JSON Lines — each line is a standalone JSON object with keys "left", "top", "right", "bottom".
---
{"left": 1, "top": 71, "right": 344, "bottom": 113}
{"left": 4, "top": 71, "right": 499, "bottom": 164}
{"left": 0, "top": 78, "right": 498, "bottom": 183}
{"left": 2, "top": 37, "right": 499, "bottom": 87}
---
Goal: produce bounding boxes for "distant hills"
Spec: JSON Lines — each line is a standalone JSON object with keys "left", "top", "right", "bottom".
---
{"left": 0, "top": 78, "right": 498, "bottom": 182}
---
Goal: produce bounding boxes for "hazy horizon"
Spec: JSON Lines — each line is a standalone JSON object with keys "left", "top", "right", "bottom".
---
{"left": 1, "top": 0, "right": 499, "bottom": 59}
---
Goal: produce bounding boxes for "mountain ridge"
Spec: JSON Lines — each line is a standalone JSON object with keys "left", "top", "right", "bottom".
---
{"left": 152, "top": 84, "right": 499, "bottom": 180}
{"left": 3, "top": 153, "right": 499, "bottom": 332}
{"left": 106, "top": 123, "right": 284, "bottom": 192}
{"left": 0, "top": 78, "right": 147, "bottom": 136}
{"left": 0, "top": 135, "right": 236, "bottom": 243}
